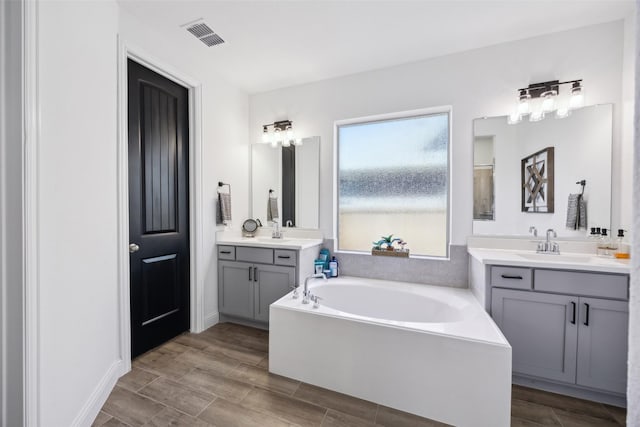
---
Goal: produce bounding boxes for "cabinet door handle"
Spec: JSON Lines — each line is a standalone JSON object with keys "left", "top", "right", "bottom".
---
{"left": 584, "top": 303, "right": 590, "bottom": 326}
{"left": 254, "top": 267, "right": 258, "bottom": 282}
{"left": 501, "top": 274, "right": 523, "bottom": 280}
{"left": 277, "top": 255, "right": 291, "bottom": 259}
{"left": 570, "top": 301, "right": 576, "bottom": 324}
{"left": 220, "top": 250, "right": 231, "bottom": 254}
{"left": 249, "top": 267, "right": 252, "bottom": 282}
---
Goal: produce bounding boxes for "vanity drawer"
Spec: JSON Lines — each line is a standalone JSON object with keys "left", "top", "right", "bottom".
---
{"left": 236, "top": 247, "right": 273, "bottom": 264}
{"left": 274, "top": 249, "right": 297, "bottom": 266}
{"left": 534, "top": 269, "right": 628, "bottom": 300}
{"left": 217, "top": 245, "right": 236, "bottom": 260}
{"left": 491, "top": 266, "right": 532, "bottom": 290}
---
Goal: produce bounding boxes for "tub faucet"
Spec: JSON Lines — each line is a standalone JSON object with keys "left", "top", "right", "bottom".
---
{"left": 303, "top": 273, "right": 327, "bottom": 304}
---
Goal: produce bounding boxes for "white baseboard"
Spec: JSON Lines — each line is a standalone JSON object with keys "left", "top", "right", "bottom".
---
{"left": 71, "top": 359, "right": 126, "bottom": 427}
{"left": 204, "top": 312, "right": 219, "bottom": 330}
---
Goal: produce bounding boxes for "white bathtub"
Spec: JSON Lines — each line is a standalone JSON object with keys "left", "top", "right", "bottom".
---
{"left": 269, "top": 276, "right": 511, "bottom": 427}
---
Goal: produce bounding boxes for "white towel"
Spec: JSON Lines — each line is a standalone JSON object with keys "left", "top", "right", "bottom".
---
{"left": 218, "top": 193, "right": 232, "bottom": 225}
{"left": 267, "top": 197, "right": 279, "bottom": 222}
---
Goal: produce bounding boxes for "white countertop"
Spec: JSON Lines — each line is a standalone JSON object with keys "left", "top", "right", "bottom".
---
{"left": 217, "top": 235, "right": 324, "bottom": 250}
{"left": 468, "top": 247, "right": 630, "bottom": 274}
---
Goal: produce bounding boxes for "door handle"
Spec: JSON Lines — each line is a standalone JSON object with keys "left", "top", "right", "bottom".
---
{"left": 570, "top": 301, "right": 576, "bottom": 325}
{"left": 249, "top": 267, "right": 252, "bottom": 281}
{"left": 254, "top": 267, "right": 258, "bottom": 282}
{"left": 129, "top": 243, "right": 140, "bottom": 253}
{"left": 584, "top": 303, "right": 590, "bottom": 326}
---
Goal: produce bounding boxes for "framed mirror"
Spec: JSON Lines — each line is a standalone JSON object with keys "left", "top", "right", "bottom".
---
{"left": 472, "top": 104, "right": 612, "bottom": 237}
{"left": 251, "top": 136, "right": 320, "bottom": 228}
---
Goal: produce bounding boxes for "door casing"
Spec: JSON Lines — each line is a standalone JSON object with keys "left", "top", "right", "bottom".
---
{"left": 117, "top": 37, "right": 205, "bottom": 372}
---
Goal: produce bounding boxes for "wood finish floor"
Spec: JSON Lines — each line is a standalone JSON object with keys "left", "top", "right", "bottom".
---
{"left": 96, "top": 323, "right": 626, "bottom": 427}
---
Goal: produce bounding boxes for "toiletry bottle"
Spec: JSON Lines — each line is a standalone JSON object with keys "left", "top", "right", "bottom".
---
{"left": 588, "top": 227, "right": 599, "bottom": 240}
{"left": 597, "top": 228, "right": 611, "bottom": 257}
{"left": 329, "top": 256, "right": 339, "bottom": 278}
{"left": 614, "top": 229, "right": 630, "bottom": 259}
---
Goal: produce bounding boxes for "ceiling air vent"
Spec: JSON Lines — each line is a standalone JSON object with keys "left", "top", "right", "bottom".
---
{"left": 183, "top": 20, "right": 225, "bottom": 47}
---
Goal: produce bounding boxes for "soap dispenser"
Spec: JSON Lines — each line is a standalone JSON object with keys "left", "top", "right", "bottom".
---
{"left": 614, "top": 229, "right": 630, "bottom": 259}
{"left": 597, "top": 229, "right": 612, "bottom": 257}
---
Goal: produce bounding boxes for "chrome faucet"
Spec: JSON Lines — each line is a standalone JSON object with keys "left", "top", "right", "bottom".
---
{"left": 272, "top": 219, "right": 283, "bottom": 239}
{"left": 537, "top": 229, "right": 560, "bottom": 254}
{"left": 285, "top": 220, "right": 293, "bottom": 227}
{"left": 303, "top": 273, "right": 327, "bottom": 304}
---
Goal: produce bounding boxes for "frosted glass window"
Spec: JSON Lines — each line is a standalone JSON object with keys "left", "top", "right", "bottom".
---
{"left": 337, "top": 112, "right": 449, "bottom": 257}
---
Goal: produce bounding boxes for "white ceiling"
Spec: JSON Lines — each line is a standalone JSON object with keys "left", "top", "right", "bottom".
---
{"left": 118, "top": 0, "right": 635, "bottom": 94}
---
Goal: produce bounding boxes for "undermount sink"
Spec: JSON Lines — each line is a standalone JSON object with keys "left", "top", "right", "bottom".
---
{"left": 517, "top": 253, "right": 594, "bottom": 263}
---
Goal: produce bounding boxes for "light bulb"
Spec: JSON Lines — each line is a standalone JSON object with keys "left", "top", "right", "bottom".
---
{"left": 262, "top": 127, "right": 270, "bottom": 144}
{"left": 540, "top": 91, "right": 556, "bottom": 113}
{"left": 286, "top": 126, "right": 294, "bottom": 141}
{"left": 271, "top": 139, "right": 278, "bottom": 148}
{"left": 569, "top": 91, "right": 584, "bottom": 110}
{"left": 273, "top": 128, "right": 282, "bottom": 143}
{"left": 568, "top": 81, "right": 585, "bottom": 110}
{"left": 517, "top": 90, "right": 531, "bottom": 115}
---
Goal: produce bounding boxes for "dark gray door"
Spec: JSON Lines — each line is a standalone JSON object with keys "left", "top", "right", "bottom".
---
{"left": 577, "top": 297, "right": 628, "bottom": 394}
{"left": 128, "top": 59, "right": 190, "bottom": 358}
{"left": 492, "top": 288, "right": 578, "bottom": 383}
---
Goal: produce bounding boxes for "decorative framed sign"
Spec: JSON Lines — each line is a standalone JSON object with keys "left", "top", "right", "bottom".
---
{"left": 521, "top": 147, "right": 554, "bottom": 213}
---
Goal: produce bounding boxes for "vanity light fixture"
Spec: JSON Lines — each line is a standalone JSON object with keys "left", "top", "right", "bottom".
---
{"left": 261, "top": 120, "right": 302, "bottom": 147}
{"left": 508, "top": 79, "right": 584, "bottom": 124}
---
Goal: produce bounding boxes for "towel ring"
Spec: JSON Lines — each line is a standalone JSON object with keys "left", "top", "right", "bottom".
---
{"left": 218, "top": 181, "right": 231, "bottom": 195}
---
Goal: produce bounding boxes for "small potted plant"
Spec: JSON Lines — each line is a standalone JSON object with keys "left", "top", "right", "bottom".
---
{"left": 371, "top": 234, "right": 409, "bottom": 258}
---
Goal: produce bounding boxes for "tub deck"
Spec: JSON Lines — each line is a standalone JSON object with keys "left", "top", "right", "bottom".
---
{"left": 269, "top": 276, "right": 511, "bottom": 427}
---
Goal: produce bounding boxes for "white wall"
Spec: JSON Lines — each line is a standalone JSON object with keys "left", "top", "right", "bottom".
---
{"left": 31, "top": 3, "right": 251, "bottom": 425}
{"left": 118, "top": 9, "right": 250, "bottom": 329}
{"left": 1, "top": 1, "right": 24, "bottom": 425}
{"left": 37, "top": 1, "right": 120, "bottom": 425}
{"left": 250, "top": 20, "right": 629, "bottom": 246}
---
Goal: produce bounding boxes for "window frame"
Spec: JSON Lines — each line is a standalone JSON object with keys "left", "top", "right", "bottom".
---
{"left": 333, "top": 106, "right": 452, "bottom": 259}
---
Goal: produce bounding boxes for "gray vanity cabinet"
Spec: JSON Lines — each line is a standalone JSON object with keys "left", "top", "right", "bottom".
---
{"left": 576, "top": 298, "right": 628, "bottom": 394}
{"left": 218, "top": 261, "right": 255, "bottom": 318}
{"left": 491, "top": 288, "right": 577, "bottom": 383}
{"left": 217, "top": 245, "right": 297, "bottom": 325}
{"left": 253, "top": 264, "right": 295, "bottom": 322}
{"left": 490, "top": 266, "right": 629, "bottom": 398}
